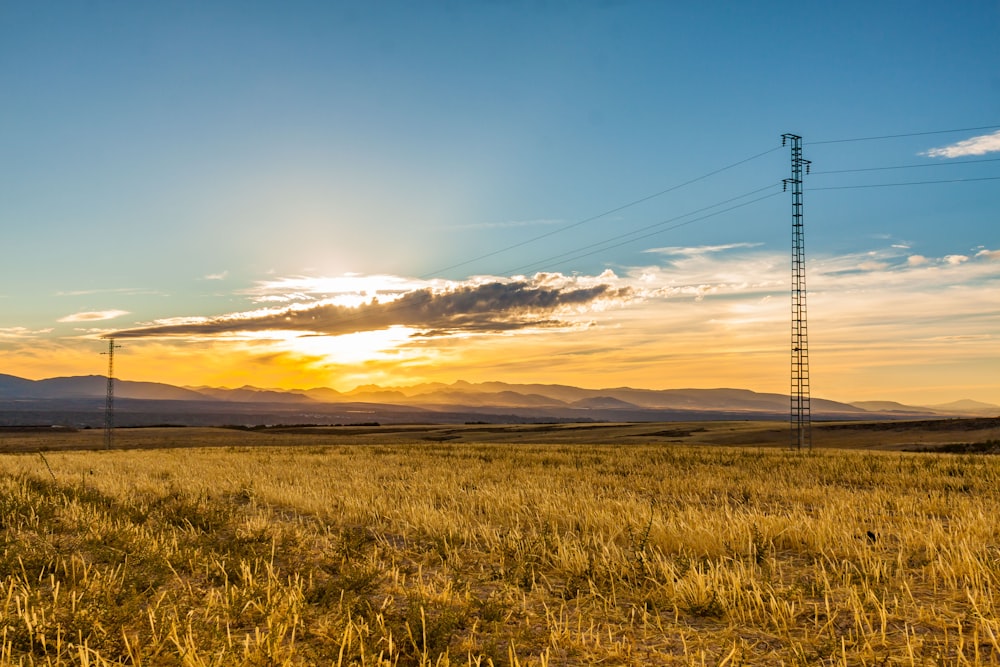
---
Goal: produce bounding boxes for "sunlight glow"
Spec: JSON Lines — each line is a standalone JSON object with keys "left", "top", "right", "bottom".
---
{"left": 260, "top": 326, "right": 420, "bottom": 365}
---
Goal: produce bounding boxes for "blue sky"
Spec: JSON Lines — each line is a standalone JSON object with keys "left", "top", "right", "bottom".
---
{"left": 1, "top": 1, "right": 998, "bottom": 404}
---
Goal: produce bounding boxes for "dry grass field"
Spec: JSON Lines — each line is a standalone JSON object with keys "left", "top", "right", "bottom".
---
{"left": 1, "top": 421, "right": 1000, "bottom": 665}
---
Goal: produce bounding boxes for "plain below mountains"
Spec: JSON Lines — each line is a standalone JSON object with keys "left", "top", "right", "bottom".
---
{"left": 0, "top": 373, "right": 997, "bottom": 428}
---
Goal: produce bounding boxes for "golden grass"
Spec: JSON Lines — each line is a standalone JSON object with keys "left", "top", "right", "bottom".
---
{"left": 1, "top": 426, "right": 999, "bottom": 664}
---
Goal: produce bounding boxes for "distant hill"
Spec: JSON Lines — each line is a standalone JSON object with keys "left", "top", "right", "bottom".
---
{"left": 0, "top": 374, "right": 37, "bottom": 395}
{"left": 298, "top": 387, "right": 343, "bottom": 402}
{"left": 925, "top": 399, "right": 1000, "bottom": 417}
{"left": 336, "top": 381, "right": 871, "bottom": 416}
{"left": 0, "top": 373, "right": 986, "bottom": 427}
{"left": 851, "top": 400, "right": 940, "bottom": 415}
{"left": 571, "top": 396, "right": 642, "bottom": 410}
{"left": 853, "top": 399, "right": 1000, "bottom": 417}
{"left": 403, "top": 390, "right": 569, "bottom": 408}
{"left": 188, "top": 386, "right": 314, "bottom": 404}
{"left": 0, "top": 374, "right": 209, "bottom": 401}
{"left": 341, "top": 388, "right": 418, "bottom": 403}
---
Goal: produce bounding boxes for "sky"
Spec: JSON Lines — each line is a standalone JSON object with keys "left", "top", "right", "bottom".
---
{"left": 1, "top": 1, "right": 999, "bottom": 406}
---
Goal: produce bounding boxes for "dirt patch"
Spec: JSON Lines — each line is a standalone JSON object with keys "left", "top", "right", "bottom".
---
{"left": 638, "top": 428, "right": 707, "bottom": 438}
{"left": 820, "top": 417, "right": 1000, "bottom": 433}
{"left": 904, "top": 440, "right": 1000, "bottom": 454}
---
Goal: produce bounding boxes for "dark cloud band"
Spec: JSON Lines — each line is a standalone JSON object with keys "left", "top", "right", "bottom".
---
{"left": 112, "top": 279, "right": 633, "bottom": 340}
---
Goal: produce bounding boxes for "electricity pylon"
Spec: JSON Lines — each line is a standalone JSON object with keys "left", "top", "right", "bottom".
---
{"left": 783, "top": 133, "right": 811, "bottom": 450}
{"left": 101, "top": 337, "right": 122, "bottom": 449}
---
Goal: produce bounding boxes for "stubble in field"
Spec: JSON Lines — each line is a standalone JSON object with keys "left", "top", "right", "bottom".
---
{"left": 1, "top": 433, "right": 999, "bottom": 665}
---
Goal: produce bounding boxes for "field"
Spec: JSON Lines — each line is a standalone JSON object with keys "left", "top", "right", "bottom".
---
{"left": 1, "top": 421, "right": 1000, "bottom": 665}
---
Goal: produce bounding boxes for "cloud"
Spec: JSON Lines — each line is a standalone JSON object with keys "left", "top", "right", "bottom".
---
{"left": 631, "top": 244, "right": 782, "bottom": 300}
{"left": 923, "top": 129, "right": 1000, "bottom": 158}
{"left": 242, "top": 274, "right": 427, "bottom": 305}
{"left": 0, "top": 326, "right": 53, "bottom": 339}
{"left": 58, "top": 310, "right": 130, "bottom": 323}
{"left": 110, "top": 274, "right": 634, "bottom": 340}
{"left": 857, "top": 260, "right": 889, "bottom": 271}
{"left": 644, "top": 242, "right": 762, "bottom": 257}
{"left": 976, "top": 249, "right": 1000, "bottom": 261}
{"left": 203, "top": 271, "right": 229, "bottom": 281}
{"left": 55, "top": 287, "right": 159, "bottom": 297}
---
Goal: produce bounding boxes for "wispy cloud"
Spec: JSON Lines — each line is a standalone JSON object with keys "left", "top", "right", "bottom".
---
{"left": 111, "top": 274, "right": 635, "bottom": 340}
{"left": 0, "top": 326, "right": 53, "bottom": 339}
{"left": 55, "top": 287, "right": 162, "bottom": 297}
{"left": 631, "top": 243, "right": 782, "bottom": 301}
{"left": 58, "top": 310, "right": 130, "bottom": 323}
{"left": 923, "top": 129, "right": 1000, "bottom": 157}
{"left": 242, "top": 274, "right": 427, "bottom": 305}
{"left": 644, "top": 242, "right": 762, "bottom": 257}
{"left": 203, "top": 271, "right": 229, "bottom": 281}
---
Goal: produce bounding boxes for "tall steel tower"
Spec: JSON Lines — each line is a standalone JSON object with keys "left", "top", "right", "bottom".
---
{"left": 783, "top": 134, "right": 811, "bottom": 450}
{"left": 101, "top": 338, "right": 122, "bottom": 449}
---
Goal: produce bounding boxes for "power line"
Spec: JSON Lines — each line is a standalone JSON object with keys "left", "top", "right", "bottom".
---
{"left": 503, "top": 167, "right": 995, "bottom": 276}
{"left": 501, "top": 182, "right": 779, "bottom": 272}
{"left": 421, "top": 145, "right": 782, "bottom": 279}
{"left": 812, "top": 176, "right": 1000, "bottom": 190}
{"left": 503, "top": 182, "right": 779, "bottom": 274}
{"left": 811, "top": 156, "right": 1000, "bottom": 175}
{"left": 507, "top": 189, "right": 783, "bottom": 275}
{"left": 809, "top": 124, "right": 1000, "bottom": 145}
{"left": 422, "top": 128, "right": 993, "bottom": 281}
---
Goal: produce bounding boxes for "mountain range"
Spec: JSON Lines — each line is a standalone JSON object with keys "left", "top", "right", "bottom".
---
{"left": 1, "top": 373, "right": 997, "bottom": 428}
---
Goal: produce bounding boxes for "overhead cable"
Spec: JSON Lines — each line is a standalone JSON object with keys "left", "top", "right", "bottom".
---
{"left": 507, "top": 189, "right": 783, "bottom": 275}
{"left": 808, "top": 124, "right": 1000, "bottom": 145}
{"left": 811, "top": 156, "right": 1000, "bottom": 175}
{"left": 421, "top": 145, "right": 782, "bottom": 279}
{"left": 812, "top": 176, "right": 1000, "bottom": 190}
{"left": 502, "top": 182, "right": 779, "bottom": 274}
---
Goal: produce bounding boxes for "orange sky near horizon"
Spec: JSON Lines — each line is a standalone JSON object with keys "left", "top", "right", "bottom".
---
{"left": 3, "top": 244, "right": 998, "bottom": 407}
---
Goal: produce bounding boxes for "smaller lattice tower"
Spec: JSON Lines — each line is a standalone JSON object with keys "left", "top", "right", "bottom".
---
{"left": 101, "top": 338, "right": 122, "bottom": 449}
{"left": 783, "top": 133, "right": 811, "bottom": 450}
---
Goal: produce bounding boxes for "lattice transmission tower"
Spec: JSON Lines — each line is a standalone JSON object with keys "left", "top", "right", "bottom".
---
{"left": 101, "top": 337, "right": 122, "bottom": 449}
{"left": 783, "top": 133, "right": 811, "bottom": 450}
